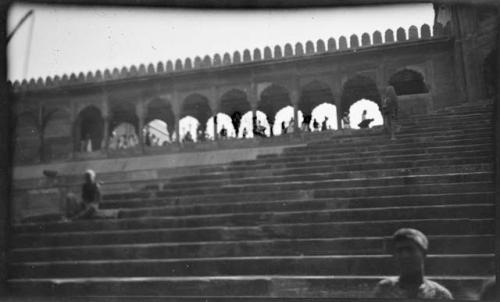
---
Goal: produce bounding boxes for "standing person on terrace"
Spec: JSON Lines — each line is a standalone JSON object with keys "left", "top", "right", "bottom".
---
{"left": 382, "top": 85, "right": 399, "bottom": 140}
{"left": 373, "top": 228, "right": 453, "bottom": 299}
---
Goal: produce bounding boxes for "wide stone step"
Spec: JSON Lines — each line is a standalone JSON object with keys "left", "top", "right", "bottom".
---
{"left": 12, "top": 218, "right": 494, "bottom": 248}
{"left": 14, "top": 203, "right": 493, "bottom": 234}
{"left": 156, "top": 172, "right": 492, "bottom": 197}
{"left": 173, "top": 157, "right": 492, "bottom": 184}
{"left": 255, "top": 142, "right": 492, "bottom": 162}
{"left": 103, "top": 180, "right": 494, "bottom": 209}
{"left": 284, "top": 134, "right": 492, "bottom": 155}
{"left": 8, "top": 275, "right": 492, "bottom": 299}
{"left": 8, "top": 254, "right": 494, "bottom": 279}
{"left": 234, "top": 143, "right": 493, "bottom": 168}
{"left": 10, "top": 234, "right": 494, "bottom": 262}
{"left": 106, "top": 191, "right": 495, "bottom": 218}
{"left": 163, "top": 162, "right": 492, "bottom": 191}
{"left": 200, "top": 150, "right": 493, "bottom": 175}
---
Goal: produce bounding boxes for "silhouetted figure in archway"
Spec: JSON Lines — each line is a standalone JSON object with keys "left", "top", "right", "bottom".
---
{"left": 373, "top": 228, "right": 453, "bottom": 299}
{"left": 144, "top": 129, "right": 151, "bottom": 146}
{"left": 313, "top": 118, "right": 319, "bottom": 132}
{"left": 231, "top": 111, "right": 242, "bottom": 137}
{"left": 342, "top": 112, "right": 351, "bottom": 129}
{"left": 358, "top": 110, "right": 374, "bottom": 129}
{"left": 219, "top": 126, "right": 227, "bottom": 139}
{"left": 287, "top": 118, "right": 295, "bottom": 134}
{"left": 254, "top": 120, "right": 266, "bottom": 138}
{"left": 321, "top": 117, "right": 328, "bottom": 131}
{"left": 281, "top": 121, "right": 287, "bottom": 134}
{"left": 242, "top": 128, "right": 248, "bottom": 139}
{"left": 382, "top": 85, "right": 399, "bottom": 140}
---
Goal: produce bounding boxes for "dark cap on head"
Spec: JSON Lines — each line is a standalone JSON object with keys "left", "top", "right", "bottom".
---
{"left": 393, "top": 228, "right": 429, "bottom": 252}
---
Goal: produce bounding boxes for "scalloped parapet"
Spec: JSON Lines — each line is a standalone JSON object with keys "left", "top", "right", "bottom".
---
{"left": 305, "top": 41, "right": 314, "bottom": 54}
{"left": 264, "top": 47, "right": 272, "bottom": 59}
{"left": 233, "top": 51, "right": 241, "bottom": 64}
{"left": 295, "top": 42, "right": 304, "bottom": 56}
{"left": 339, "top": 36, "right": 348, "bottom": 50}
{"left": 327, "top": 38, "right": 336, "bottom": 51}
{"left": 350, "top": 34, "right": 359, "bottom": 49}
{"left": 253, "top": 48, "right": 262, "bottom": 61}
{"left": 284, "top": 44, "right": 293, "bottom": 57}
{"left": 243, "top": 50, "right": 251, "bottom": 62}
{"left": 11, "top": 23, "right": 449, "bottom": 92}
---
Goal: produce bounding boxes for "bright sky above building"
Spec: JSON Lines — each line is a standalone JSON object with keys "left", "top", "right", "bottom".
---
{"left": 7, "top": 3, "right": 434, "bottom": 140}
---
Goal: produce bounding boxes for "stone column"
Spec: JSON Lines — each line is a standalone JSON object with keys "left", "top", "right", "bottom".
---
{"left": 102, "top": 116, "right": 110, "bottom": 150}
{"left": 213, "top": 113, "right": 218, "bottom": 141}
{"left": 248, "top": 83, "right": 259, "bottom": 136}
{"left": 290, "top": 90, "right": 300, "bottom": 134}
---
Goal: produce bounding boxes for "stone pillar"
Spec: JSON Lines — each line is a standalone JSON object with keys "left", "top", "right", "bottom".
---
{"left": 136, "top": 101, "right": 145, "bottom": 149}
{"left": 175, "top": 115, "right": 181, "bottom": 144}
{"left": 102, "top": 116, "right": 110, "bottom": 150}
{"left": 213, "top": 113, "right": 218, "bottom": 141}
{"left": 291, "top": 91, "right": 300, "bottom": 133}
{"left": 248, "top": 83, "right": 259, "bottom": 136}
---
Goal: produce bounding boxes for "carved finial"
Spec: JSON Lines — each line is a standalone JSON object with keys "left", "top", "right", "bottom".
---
{"left": 349, "top": 34, "right": 359, "bottom": 49}
{"left": 129, "top": 65, "right": 138, "bottom": 75}
{"left": 305, "top": 41, "right": 314, "bottom": 54}
{"left": 184, "top": 58, "right": 192, "bottom": 70}
{"left": 138, "top": 64, "right": 146, "bottom": 75}
{"left": 175, "top": 59, "right": 183, "bottom": 71}
{"left": 373, "top": 31, "right": 382, "bottom": 45}
{"left": 408, "top": 25, "right": 418, "bottom": 40}
{"left": 157, "top": 61, "right": 165, "bottom": 73}
{"left": 327, "top": 38, "right": 337, "bottom": 51}
{"left": 104, "top": 69, "right": 111, "bottom": 79}
{"left": 28, "top": 78, "right": 36, "bottom": 89}
{"left": 243, "top": 49, "right": 251, "bottom": 62}
{"left": 62, "top": 74, "right": 69, "bottom": 83}
{"left": 112, "top": 68, "right": 120, "bottom": 78}
{"left": 213, "top": 54, "right": 222, "bottom": 66}
{"left": 120, "top": 66, "right": 128, "bottom": 77}
{"left": 253, "top": 48, "right": 262, "bottom": 61}
{"left": 166, "top": 60, "right": 173, "bottom": 72}
{"left": 13, "top": 80, "right": 20, "bottom": 90}
{"left": 274, "top": 45, "right": 282, "bottom": 59}
{"left": 396, "top": 27, "right": 406, "bottom": 41}
{"left": 385, "top": 29, "right": 395, "bottom": 43}
{"left": 203, "top": 55, "right": 212, "bottom": 67}
{"left": 421, "top": 24, "right": 431, "bottom": 38}
{"left": 85, "top": 72, "right": 93, "bottom": 82}
{"left": 194, "top": 56, "right": 202, "bottom": 69}
{"left": 284, "top": 43, "right": 293, "bottom": 57}
{"left": 94, "top": 70, "right": 102, "bottom": 80}
{"left": 36, "top": 77, "right": 44, "bottom": 87}
{"left": 264, "top": 46, "right": 272, "bottom": 59}
{"left": 295, "top": 42, "right": 304, "bottom": 56}
{"left": 361, "top": 33, "right": 371, "bottom": 46}
{"left": 69, "top": 73, "right": 77, "bottom": 82}
{"left": 223, "top": 53, "right": 231, "bottom": 65}
{"left": 233, "top": 51, "right": 241, "bottom": 64}
{"left": 147, "top": 63, "right": 155, "bottom": 74}
{"left": 339, "top": 36, "right": 348, "bottom": 50}
{"left": 316, "top": 39, "right": 326, "bottom": 53}
{"left": 53, "top": 76, "right": 61, "bottom": 85}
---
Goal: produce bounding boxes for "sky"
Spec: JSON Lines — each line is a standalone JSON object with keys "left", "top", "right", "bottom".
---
{"left": 7, "top": 3, "right": 434, "bottom": 141}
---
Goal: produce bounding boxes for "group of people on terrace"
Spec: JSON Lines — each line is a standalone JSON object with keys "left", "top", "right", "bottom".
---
{"left": 79, "top": 85, "right": 400, "bottom": 152}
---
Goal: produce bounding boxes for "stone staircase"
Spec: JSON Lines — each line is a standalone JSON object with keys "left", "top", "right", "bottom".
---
{"left": 7, "top": 101, "right": 495, "bottom": 300}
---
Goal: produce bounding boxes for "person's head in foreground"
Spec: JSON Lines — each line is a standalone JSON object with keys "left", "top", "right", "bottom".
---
{"left": 373, "top": 228, "right": 453, "bottom": 299}
{"left": 84, "top": 169, "right": 96, "bottom": 184}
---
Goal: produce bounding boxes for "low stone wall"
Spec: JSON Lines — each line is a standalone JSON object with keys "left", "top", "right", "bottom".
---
{"left": 11, "top": 143, "right": 306, "bottom": 222}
